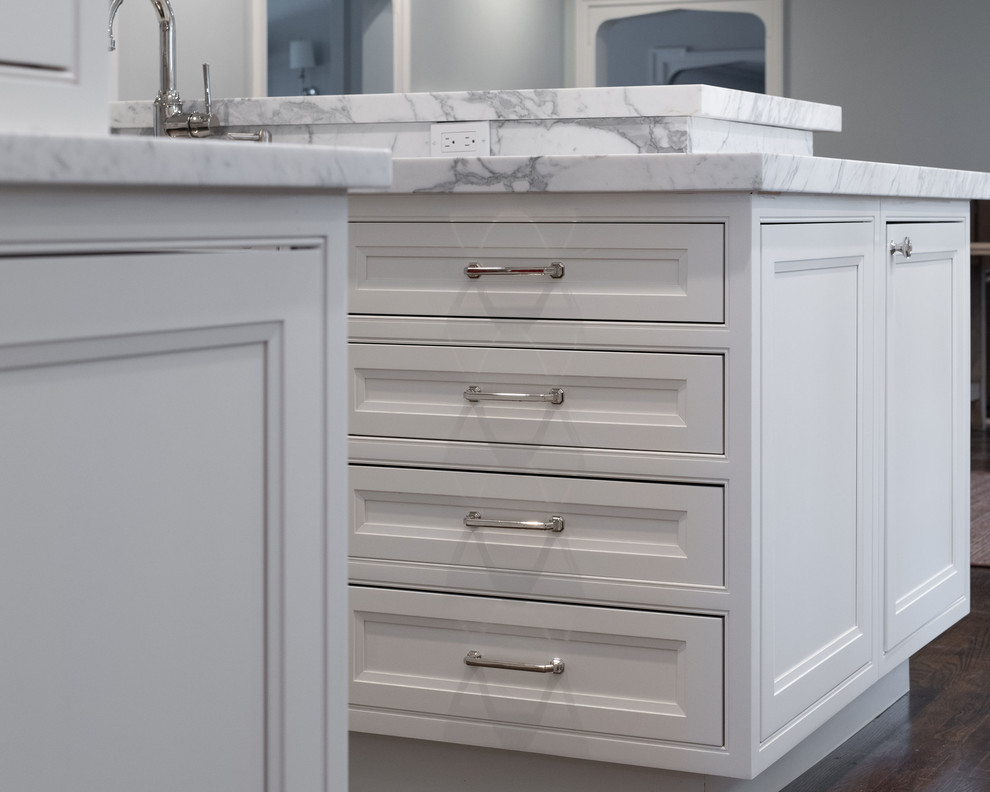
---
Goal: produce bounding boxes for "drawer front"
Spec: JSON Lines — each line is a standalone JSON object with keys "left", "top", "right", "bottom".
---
{"left": 350, "top": 587, "right": 724, "bottom": 746}
{"left": 350, "top": 344, "right": 724, "bottom": 454}
{"left": 350, "top": 222, "right": 724, "bottom": 323}
{"left": 350, "top": 466, "right": 724, "bottom": 588}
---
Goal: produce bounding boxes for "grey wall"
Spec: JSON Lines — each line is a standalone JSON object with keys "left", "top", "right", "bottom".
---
{"left": 114, "top": 0, "right": 253, "bottom": 101}
{"left": 787, "top": 0, "right": 990, "bottom": 171}
{"left": 408, "top": 0, "right": 565, "bottom": 92}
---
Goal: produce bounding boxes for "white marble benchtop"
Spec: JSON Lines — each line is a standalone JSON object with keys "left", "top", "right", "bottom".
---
{"left": 105, "top": 85, "right": 990, "bottom": 200}
{"left": 0, "top": 132, "right": 392, "bottom": 189}
{"left": 114, "top": 85, "right": 842, "bottom": 131}
{"left": 112, "top": 86, "right": 838, "bottom": 159}
{"left": 382, "top": 152, "right": 990, "bottom": 200}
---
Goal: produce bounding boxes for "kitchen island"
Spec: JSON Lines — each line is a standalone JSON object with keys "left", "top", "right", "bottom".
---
{"left": 115, "top": 85, "right": 990, "bottom": 791}
{"left": 0, "top": 132, "right": 390, "bottom": 792}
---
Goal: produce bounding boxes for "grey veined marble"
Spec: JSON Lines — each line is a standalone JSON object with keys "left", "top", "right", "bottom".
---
{"left": 379, "top": 153, "right": 990, "bottom": 200}
{"left": 147, "top": 85, "right": 842, "bottom": 130}
{"left": 0, "top": 132, "right": 392, "bottom": 189}
{"left": 112, "top": 85, "right": 834, "bottom": 159}
{"left": 107, "top": 85, "right": 990, "bottom": 200}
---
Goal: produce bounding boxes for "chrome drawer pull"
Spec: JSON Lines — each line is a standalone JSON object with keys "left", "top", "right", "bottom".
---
{"left": 464, "top": 649, "right": 565, "bottom": 675}
{"left": 464, "top": 511, "right": 565, "bottom": 533}
{"left": 465, "top": 261, "right": 565, "bottom": 279}
{"left": 463, "top": 385, "right": 564, "bottom": 405}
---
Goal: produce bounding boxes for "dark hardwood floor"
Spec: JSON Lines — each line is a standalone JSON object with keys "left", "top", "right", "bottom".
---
{"left": 974, "top": 429, "right": 990, "bottom": 472}
{"left": 781, "top": 567, "right": 990, "bottom": 791}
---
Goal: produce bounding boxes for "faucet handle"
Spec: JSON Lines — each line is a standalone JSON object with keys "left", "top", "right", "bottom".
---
{"left": 185, "top": 62, "right": 219, "bottom": 138}
{"left": 202, "top": 63, "right": 213, "bottom": 116}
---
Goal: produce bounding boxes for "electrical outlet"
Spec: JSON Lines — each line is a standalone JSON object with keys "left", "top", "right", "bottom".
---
{"left": 430, "top": 122, "right": 491, "bottom": 157}
{"left": 442, "top": 131, "right": 480, "bottom": 153}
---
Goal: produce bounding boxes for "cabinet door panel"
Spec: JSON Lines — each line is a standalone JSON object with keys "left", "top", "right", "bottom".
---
{"left": 0, "top": 0, "right": 107, "bottom": 135}
{"left": 760, "top": 222, "right": 875, "bottom": 740}
{"left": 0, "top": 248, "right": 328, "bottom": 792}
{"left": 1, "top": 2, "right": 75, "bottom": 71}
{"left": 1, "top": 331, "right": 270, "bottom": 792}
{"left": 885, "top": 221, "right": 969, "bottom": 654}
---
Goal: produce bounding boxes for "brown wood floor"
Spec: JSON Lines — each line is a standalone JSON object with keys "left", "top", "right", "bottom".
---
{"left": 780, "top": 569, "right": 990, "bottom": 791}
{"left": 972, "top": 430, "right": 990, "bottom": 566}
{"left": 973, "top": 429, "right": 990, "bottom": 472}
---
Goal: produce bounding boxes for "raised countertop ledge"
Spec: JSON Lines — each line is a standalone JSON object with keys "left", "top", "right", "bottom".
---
{"left": 382, "top": 153, "right": 990, "bottom": 199}
{"left": 0, "top": 133, "right": 392, "bottom": 189}
{"left": 114, "top": 85, "right": 840, "bottom": 132}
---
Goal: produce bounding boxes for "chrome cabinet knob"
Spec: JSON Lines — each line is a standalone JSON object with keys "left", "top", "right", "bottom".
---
{"left": 890, "top": 237, "right": 913, "bottom": 258}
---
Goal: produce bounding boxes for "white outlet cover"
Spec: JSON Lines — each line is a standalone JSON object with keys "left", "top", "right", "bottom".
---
{"left": 429, "top": 122, "right": 491, "bottom": 157}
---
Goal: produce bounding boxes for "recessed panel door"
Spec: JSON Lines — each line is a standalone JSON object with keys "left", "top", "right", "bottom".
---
{"left": 884, "top": 221, "right": 969, "bottom": 655}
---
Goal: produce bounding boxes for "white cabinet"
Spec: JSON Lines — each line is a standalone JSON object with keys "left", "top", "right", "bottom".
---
{"left": 883, "top": 220, "right": 969, "bottom": 659}
{"left": 0, "top": 185, "right": 349, "bottom": 791}
{"left": 1, "top": 2, "right": 77, "bottom": 71}
{"left": 759, "top": 221, "right": 876, "bottom": 740}
{"left": 347, "top": 192, "right": 970, "bottom": 789}
{"left": 1, "top": 0, "right": 109, "bottom": 134}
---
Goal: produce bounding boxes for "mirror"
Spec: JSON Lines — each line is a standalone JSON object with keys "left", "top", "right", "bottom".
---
{"left": 598, "top": 9, "right": 766, "bottom": 92}
{"left": 264, "top": 0, "right": 567, "bottom": 96}
{"left": 111, "top": 0, "right": 777, "bottom": 102}
{"left": 266, "top": 0, "right": 392, "bottom": 96}
{"left": 573, "top": 0, "right": 783, "bottom": 95}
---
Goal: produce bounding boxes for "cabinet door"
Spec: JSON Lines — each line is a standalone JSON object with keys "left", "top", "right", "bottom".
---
{"left": 884, "top": 221, "right": 969, "bottom": 656}
{"left": 0, "top": 246, "right": 330, "bottom": 792}
{"left": 1, "top": 2, "right": 75, "bottom": 72}
{"left": 760, "top": 221, "right": 875, "bottom": 740}
{"left": 0, "top": 0, "right": 108, "bottom": 135}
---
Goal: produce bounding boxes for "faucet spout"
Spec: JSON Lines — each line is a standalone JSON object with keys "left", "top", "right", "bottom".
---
{"left": 108, "top": 0, "right": 124, "bottom": 51}
{"left": 149, "top": 0, "right": 180, "bottom": 119}
{"left": 107, "top": 0, "right": 182, "bottom": 137}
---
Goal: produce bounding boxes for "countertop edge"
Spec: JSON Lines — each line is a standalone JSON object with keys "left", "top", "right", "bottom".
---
{"left": 373, "top": 153, "right": 990, "bottom": 200}
{"left": 110, "top": 87, "right": 843, "bottom": 132}
{"left": 0, "top": 133, "right": 393, "bottom": 190}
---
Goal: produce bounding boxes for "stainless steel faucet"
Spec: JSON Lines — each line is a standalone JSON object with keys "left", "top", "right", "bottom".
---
{"left": 108, "top": 0, "right": 216, "bottom": 138}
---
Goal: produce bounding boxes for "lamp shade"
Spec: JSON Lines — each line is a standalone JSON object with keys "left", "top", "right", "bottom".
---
{"left": 289, "top": 40, "right": 316, "bottom": 70}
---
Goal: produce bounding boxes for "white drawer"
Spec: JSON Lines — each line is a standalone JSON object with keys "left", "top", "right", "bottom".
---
{"left": 350, "top": 466, "right": 724, "bottom": 589}
{"left": 349, "top": 344, "right": 724, "bottom": 454}
{"left": 350, "top": 587, "right": 724, "bottom": 747}
{"left": 350, "top": 222, "right": 724, "bottom": 323}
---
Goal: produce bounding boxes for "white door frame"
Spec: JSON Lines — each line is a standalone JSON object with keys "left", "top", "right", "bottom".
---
{"left": 572, "top": 0, "right": 783, "bottom": 95}
{"left": 392, "top": 0, "right": 412, "bottom": 92}
{"left": 250, "top": 0, "right": 268, "bottom": 96}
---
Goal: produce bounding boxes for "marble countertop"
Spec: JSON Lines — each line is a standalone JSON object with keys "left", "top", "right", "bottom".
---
{"left": 103, "top": 83, "right": 990, "bottom": 200}
{"left": 114, "top": 85, "right": 841, "bottom": 133}
{"left": 0, "top": 132, "right": 392, "bottom": 189}
{"left": 382, "top": 152, "right": 990, "bottom": 199}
